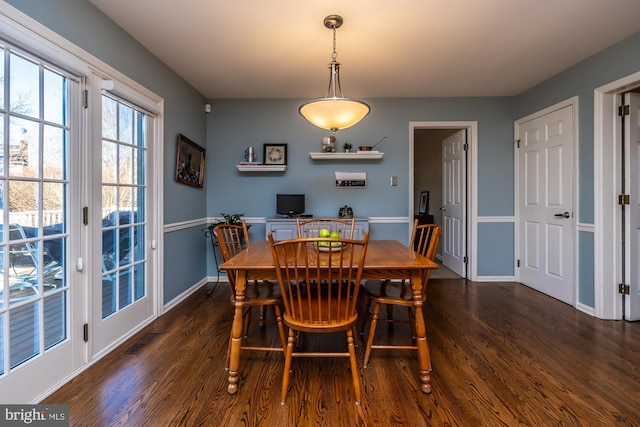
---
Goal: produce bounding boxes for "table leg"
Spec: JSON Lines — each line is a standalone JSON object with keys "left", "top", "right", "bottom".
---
{"left": 227, "top": 270, "right": 247, "bottom": 394}
{"left": 411, "top": 270, "right": 432, "bottom": 393}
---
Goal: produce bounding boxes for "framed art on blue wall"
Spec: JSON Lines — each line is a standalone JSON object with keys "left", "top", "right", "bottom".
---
{"left": 263, "top": 143, "right": 287, "bottom": 165}
{"left": 175, "top": 133, "right": 206, "bottom": 188}
{"left": 419, "top": 191, "right": 429, "bottom": 214}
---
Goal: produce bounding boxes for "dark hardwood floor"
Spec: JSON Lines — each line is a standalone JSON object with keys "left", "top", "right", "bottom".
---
{"left": 44, "top": 279, "right": 640, "bottom": 426}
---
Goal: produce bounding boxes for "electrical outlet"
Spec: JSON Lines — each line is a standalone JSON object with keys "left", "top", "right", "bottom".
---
{"left": 391, "top": 176, "right": 398, "bottom": 186}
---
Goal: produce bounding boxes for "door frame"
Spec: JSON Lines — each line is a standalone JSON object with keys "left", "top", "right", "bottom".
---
{"left": 514, "top": 98, "right": 578, "bottom": 306}
{"left": 594, "top": 71, "right": 640, "bottom": 320}
{"left": 409, "top": 121, "right": 478, "bottom": 281}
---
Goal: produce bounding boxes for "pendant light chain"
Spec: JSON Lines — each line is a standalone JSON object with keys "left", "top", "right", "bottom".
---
{"left": 332, "top": 26, "right": 338, "bottom": 61}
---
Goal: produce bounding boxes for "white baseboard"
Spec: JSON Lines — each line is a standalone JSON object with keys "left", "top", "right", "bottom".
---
{"left": 474, "top": 275, "right": 516, "bottom": 282}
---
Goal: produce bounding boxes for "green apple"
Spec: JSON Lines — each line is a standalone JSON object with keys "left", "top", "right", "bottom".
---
{"left": 318, "top": 241, "right": 329, "bottom": 247}
{"left": 329, "top": 231, "right": 340, "bottom": 239}
{"left": 318, "top": 228, "right": 330, "bottom": 237}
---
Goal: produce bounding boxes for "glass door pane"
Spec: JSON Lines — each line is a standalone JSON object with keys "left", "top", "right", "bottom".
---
{"left": 100, "top": 94, "right": 147, "bottom": 319}
{"left": 0, "top": 47, "right": 69, "bottom": 375}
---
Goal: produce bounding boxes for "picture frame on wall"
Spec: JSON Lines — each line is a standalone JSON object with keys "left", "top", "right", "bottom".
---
{"left": 419, "top": 191, "right": 429, "bottom": 214}
{"left": 175, "top": 133, "right": 206, "bottom": 188}
{"left": 263, "top": 143, "right": 288, "bottom": 165}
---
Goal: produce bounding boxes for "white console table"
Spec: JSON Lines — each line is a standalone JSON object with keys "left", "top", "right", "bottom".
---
{"left": 265, "top": 217, "right": 369, "bottom": 241}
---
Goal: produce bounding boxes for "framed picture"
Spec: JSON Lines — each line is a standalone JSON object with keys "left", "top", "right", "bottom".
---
{"left": 419, "top": 191, "right": 429, "bottom": 214}
{"left": 175, "top": 133, "right": 206, "bottom": 188}
{"left": 263, "top": 143, "right": 287, "bottom": 165}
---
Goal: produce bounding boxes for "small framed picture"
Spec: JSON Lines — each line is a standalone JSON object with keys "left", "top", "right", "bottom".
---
{"left": 175, "top": 133, "right": 206, "bottom": 188}
{"left": 263, "top": 143, "right": 288, "bottom": 165}
{"left": 419, "top": 191, "right": 429, "bottom": 214}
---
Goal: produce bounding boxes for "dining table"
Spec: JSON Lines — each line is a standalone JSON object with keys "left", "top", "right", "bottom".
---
{"left": 219, "top": 239, "right": 438, "bottom": 395}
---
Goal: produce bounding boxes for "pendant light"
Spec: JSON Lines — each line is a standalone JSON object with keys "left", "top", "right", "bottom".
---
{"left": 299, "top": 15, "right": 370, "bottom": 133}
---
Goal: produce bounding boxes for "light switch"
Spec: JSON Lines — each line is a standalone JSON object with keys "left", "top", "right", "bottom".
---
{"left": 391, "top": 176, "right": 398, "bottom": 186}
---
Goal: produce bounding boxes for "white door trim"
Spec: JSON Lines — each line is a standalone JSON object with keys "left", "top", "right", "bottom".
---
{"left": 409, "top": 121, "right": 478, "bottom": 281}
{"left": 594, "top": 71, "right": 640, "bottom": 320}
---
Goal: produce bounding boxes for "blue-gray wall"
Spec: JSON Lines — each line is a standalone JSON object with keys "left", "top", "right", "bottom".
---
{"left": 6, "top": 0, "right": 208, "bottom": 303}
{"left": 206, "top": 97, "right": 516, "bottom": 276}
{"left": 8, "top": 0, "right": 640, "bottom": 309}
{"left": 514, "top": 31, "right": 640, "bottom": 307}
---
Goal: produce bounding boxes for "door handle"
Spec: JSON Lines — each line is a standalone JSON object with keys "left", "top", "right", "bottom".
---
{"left": 440, "top": 207, "right": 446, "bottom": 211}
{"left": 554, "top": 212, "right": 571, "bottom": 218}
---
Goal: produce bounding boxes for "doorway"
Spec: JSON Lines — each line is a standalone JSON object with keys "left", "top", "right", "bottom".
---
{"left": 594, "top": 72, "right": 640, "bottom": 320}
{"left": 409, "top": 122, "right": 478, "bottom": 281}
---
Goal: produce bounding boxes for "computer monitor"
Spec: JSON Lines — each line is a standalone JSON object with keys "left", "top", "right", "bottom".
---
{"left": 276, "top": 194, "right": 305, "bottom": 217}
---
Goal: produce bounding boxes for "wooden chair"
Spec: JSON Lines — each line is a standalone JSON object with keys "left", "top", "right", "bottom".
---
{"left": 296, "top": 217, "right": 356, "bottom": 239}
{"left": 360, "top": 220, "right": 441, "bottom": 367}
{"left": 215, "top": 221, "right": 286, "bottom": 369}
{"left": 268, "top": 232, "right": 369, "bottom": 406}
{"left": 296, "top": 217, "right": 359, "bottom": 343}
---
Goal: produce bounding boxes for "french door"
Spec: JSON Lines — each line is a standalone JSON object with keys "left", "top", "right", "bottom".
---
{"left": 0, "top": 38, "right": 160, "bottom": 401}
{"left": 89, "top": 89, "right": 156, "bottom": 358}
{"left": 0, "top": 43, "right": 85, "bottom": 403}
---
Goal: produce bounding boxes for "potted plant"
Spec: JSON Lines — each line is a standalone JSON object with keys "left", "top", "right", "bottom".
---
{"left": 204, "top": 213, "right": 250, "bottom": 239}
{"left": 343, "top": 142, "right": 352, "bottom": 152}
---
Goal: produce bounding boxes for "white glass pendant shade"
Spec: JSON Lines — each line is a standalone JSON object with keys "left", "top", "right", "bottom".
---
{"left": 299, "top": 98, "right": 370, "bottom": 132}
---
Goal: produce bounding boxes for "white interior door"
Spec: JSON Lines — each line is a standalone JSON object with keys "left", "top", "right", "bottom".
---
{"left": 517, "top": 104, "right": 574, "bottom": 304}
{"left": 624, "top": 92, "right": 640, "bottom": 320}
{"left": 441, "top": 130, "right": 466, "bottom": 277}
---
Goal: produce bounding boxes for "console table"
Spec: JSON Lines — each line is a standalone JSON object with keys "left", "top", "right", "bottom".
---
{"left": 265, "top": 217, "right": 369, "bottom": 241}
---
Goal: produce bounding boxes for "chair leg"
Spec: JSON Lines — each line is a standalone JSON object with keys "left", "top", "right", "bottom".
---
{"left": 407, "top": 307, "right": 417, "bottom": 340}
{"left": 346, "top": 327, "right": 362, "bottom": 406}
{"left": 360, "top": 297, "right": 372, "bottom": 335}
{"left": 352, "top": 324, "right": 359, "bottom": 347}
{"left": 274, "top": 304, "right": 286, "bottom": 352}
{"left": 363, "top": 301, "right": 381, "bottom": 367}
{"left": 243, "top": 307, "right": 253, "bottom": 338}
{"left": 281, "top": 329, "right": 295, "bottom": 405}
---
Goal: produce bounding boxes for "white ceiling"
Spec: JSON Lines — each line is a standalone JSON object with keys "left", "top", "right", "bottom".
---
{"left": 88, "top": 0, "right": 640, "bottom": 99}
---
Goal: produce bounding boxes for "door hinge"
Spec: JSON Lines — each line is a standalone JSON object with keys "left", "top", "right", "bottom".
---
{"left": 618, "top": 105, "right": 630, "bottom": 116}
{"left": 463, "top": 143, "right": 469, "bottom": 151}
{"left": 517, "top": 259, "right": 520, "bottom": 268}
{"left": 618, "top": 283, "right": 630, "bottom": 295}
{"left": 618, "top": 194, "right": 630, "bottom": 205}
{"left": 83, "top": 323, "right": 89, "bottom": 342}
{"left": 82, "top": 207, "right": 89, "bottom": 225}
{"left": 463, "top": 256, "right": 468, "bottom": 264}
{"left": 83, "top": 89, "right": 88, "bottom": 108}
{"left": 515, "top": 139, "right": 520, "bottom": 149}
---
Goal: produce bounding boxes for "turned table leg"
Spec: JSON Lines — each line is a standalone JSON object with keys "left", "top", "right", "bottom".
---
{"left": 411, "top": 270, "right": 432, "bottom": 394}
{"left": 227, "top": 271, "right": 247, "bottom": 394}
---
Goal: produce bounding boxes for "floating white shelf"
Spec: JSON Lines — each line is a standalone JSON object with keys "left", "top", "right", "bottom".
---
{"left": 236, "top": 164, "right": 287, "bottom": 172}
{"left": 309, "top": 152, "right": 384, "bottom": 160}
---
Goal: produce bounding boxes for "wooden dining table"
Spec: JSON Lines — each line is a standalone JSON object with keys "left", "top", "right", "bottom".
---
{"left": 219, "top": 239, "right": 438, "bottom": 395}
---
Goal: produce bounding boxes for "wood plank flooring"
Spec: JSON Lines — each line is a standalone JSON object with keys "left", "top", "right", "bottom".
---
{"left": 44, "top": 279, "right": 640, "bottom": 426}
